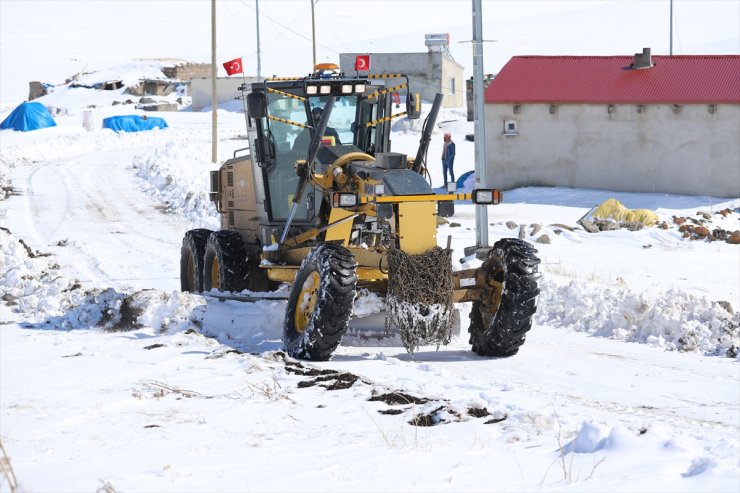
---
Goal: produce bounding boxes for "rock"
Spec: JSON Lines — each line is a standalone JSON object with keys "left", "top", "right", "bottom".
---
{"left": 713, "top": 229, "right": 728, "bottom": 241}
{"left": 679, "top": 224, "right": 693, "bottom": 233}
{"left": 696, "top": 211, "right": 711, "bottom": 220}
{"left": 673, "top": 216, "right": 685, "bottom": 225}
{"left": 529, "top": 224, "right": 542, "bottom": 236}
{"left": 718, "top": 208, "right": 732, "bottom": 217}
{"left": 518, "top": 224, "right": 526, "bottom": 240}
{"left": 623, "top": 221, "right": 644, "bottom": 231}
{"left": 716, "top": 300, "right": 734, "bottom": 315}
{"left": 595, "top": 220, "right": 619, "bottom": 231}
{"left": 536, "top": 234, "right": 551, "bottom": 244}
{"left": 505, "top": 221, "right": 518, "bottom": 230}
{"left": 694, "top": 226, "right": 710, "bottom": 237}
{"left": 578, "top": 219, "right": 600, "bottom": 233}
{"left": 449, "top": 222, "right": 461, "bottom": 228}
{"left": 688, "top": 217, "right": 703, "bottom": 226}
{"left": 436, "top": 216, "right": 448, "bottom": 226}
{"left": 139, "top": 96, "right": 156, "bottom": 104}
{"left": 728, "top": 231, "right": 740, "bottom": 245}
{"left": 550, "top": 223, "right": 576, "bottom": 232}
{"left": 660, "top": 221, "right": 669, "bottom": 229}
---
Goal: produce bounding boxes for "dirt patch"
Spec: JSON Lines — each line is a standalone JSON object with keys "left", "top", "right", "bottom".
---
{"left": 297, "top": 372, "right": 362, "bottom": 390}
{"left": 369, "top": 391, "right": 429, "bottom": 406}
{"left": 467, "top": 406, "right": 491, "bottom": 418}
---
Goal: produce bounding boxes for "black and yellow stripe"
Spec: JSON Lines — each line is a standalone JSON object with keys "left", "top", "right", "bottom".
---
{"left": 267, "top": 87, "right": 306, "bottom": 101}
{"left": 364, "top": 111, "right": 407, "bottom": 128}
{"left": 360, "top": 193, "right": 472, "bottom": 204}
{"left": 265, "top": 76, "right": 302, "bottom": 81}
{"left": 268, "top": 115, "right": 311, "bottom": 129}
{"left": 366, "top": 74, "right": 405, "bottom": 79}
{"left": 366, "top": 83, "right": 407, "bottom": 100}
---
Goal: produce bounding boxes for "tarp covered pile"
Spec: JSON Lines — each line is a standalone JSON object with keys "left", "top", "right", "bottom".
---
{"left": 0, "top": 101, "right": 57, "bottom": 131}
{"left": 102, "top": 115, "right": 168, "bottom": 132}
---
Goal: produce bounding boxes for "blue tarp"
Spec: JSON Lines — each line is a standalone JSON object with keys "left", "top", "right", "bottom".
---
{"left": 457, "top": 170, "right": 475, "bottom": 189}
{"left": 0, "top": 101, "right": 57, "bottom": 131}
{"left": 102, "top": 115, "right": 168, "bottom": 132}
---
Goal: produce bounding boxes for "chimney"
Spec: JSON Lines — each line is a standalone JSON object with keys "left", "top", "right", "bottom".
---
{"left": 632, "top": 48, "right": 653, "bottom": 69}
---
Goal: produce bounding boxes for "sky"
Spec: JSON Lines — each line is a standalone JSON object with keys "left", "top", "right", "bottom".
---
{"left": 1, "top": 0, "right": 739, "bottom": 105}
{"left": 0, "top": 3, "right": 739, "bottom": 491}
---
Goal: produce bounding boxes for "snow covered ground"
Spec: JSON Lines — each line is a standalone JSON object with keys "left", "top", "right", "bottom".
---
{"left": 1, "top": 56, "right": 738, "bottom": 492}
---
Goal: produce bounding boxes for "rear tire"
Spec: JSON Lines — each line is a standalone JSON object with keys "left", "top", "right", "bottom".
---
{"left": 284, "top": 243, "right": 357, "bottom": 361}
{"left": 180, "top": 228, "right": 212, "bottom": 292}
{"left": 203, "top": 231, "right": 249, "bottom": 292}
{"left": 468, "top": 238, "right": 541, "bottom": 357}
{"left": 246, "top": 254, "right": 279, "bottom": 292}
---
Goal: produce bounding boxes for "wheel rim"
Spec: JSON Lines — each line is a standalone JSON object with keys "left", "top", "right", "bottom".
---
{"left": 210, "top": 257, "right": 220, "bottom": 289}
{"left": 294, "top": 271, "right": 321, "bottom": 333}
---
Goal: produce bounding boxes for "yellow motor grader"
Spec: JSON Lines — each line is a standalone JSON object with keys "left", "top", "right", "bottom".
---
{"left": 180, "top": 64, "right": 540, "bottom": 360}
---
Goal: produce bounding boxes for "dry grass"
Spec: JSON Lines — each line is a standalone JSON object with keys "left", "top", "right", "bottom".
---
{"left": 0, "top": 438, "right": 19, "bottom": 493}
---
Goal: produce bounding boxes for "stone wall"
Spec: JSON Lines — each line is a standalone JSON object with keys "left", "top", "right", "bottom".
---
{"left": 163, "top": 63, "right": 212, "bottom": 80}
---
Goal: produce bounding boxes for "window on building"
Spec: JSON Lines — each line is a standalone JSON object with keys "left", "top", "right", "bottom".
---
{"left": 448, "top": 77, "right": 455, "bottom": 96}
{"left": 503, "top": 120, "right": 518, "bottom": 136}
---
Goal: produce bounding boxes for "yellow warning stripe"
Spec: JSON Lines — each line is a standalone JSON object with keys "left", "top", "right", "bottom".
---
{"left": 360, "top": 193, "right": 472, "bottom": 204}
{"left": 366, "top": 74, "right": 404, "bottom": 79}
{"left": 268, "top": 115, "right": 311, "bottom": 129}
{"left": 366, "top": 83, "right": 407, "bottom": 100}
{"left": 266, "top": 87, "right": 306, "bottom": 101}
{"left": 265, "top": 76, "right": 302, "bottom": 81}
{"left": 364, "top": 111, "right": 407, "bottom": 127}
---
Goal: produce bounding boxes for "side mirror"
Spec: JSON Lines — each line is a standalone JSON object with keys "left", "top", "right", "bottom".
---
{"left": 247, "top": 92, "right": 268, "bottom": 119}
{"left": 406, "top": 92, "right": 422, "bottom": 120}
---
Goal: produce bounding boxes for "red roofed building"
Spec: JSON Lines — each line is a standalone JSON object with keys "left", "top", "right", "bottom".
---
{"left": 484, "top": 50, "right": 740, "bottom": 197}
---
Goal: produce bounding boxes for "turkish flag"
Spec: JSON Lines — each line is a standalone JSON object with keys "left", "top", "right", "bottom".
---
{"left": 223, "top": 57, "right": 243, "bottom": 76}
{"left": 354, "top": 54, "right": 370, "bottom": 71}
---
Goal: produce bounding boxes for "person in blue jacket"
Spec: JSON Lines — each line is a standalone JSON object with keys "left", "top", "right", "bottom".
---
{"left": 441, "top": 132, "right": 456, "bottom": 188}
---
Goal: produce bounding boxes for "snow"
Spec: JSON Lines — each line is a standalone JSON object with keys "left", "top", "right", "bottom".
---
{"left": 1, "top": 3, "right": 740, "bottom": 492}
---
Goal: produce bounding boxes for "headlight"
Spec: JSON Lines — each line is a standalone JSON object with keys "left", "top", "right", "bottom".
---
{"left": 472, "top": 189, "right": 502, "bottom": 205}
{"left": 306, "top": 84, "right": 318, "bottom": 95}
{"left": 341, "top": 84, "right": 353, "bottom": 94}
{"left": 354, "top": 83, "right": 366, "bottom": 94}
{"left": 319, "top": 84, "right": 331, "bottom": 95}
{"left": 332, "top": 192, "right": 359, "bottom": 208}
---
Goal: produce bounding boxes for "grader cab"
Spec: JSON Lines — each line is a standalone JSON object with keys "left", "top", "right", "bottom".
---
{"left": 180, "top": 64, "right": 541, "bottom": 360}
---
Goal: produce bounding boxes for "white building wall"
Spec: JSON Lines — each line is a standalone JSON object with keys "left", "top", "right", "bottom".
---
{"left": 190, "top": 77, "right": 262, "bottom": 111}
{"left": 484, "top": 103, "right": 740, "bottom": 198}
{"left": 339, "top": 52, "right": 463, "bottom": 108}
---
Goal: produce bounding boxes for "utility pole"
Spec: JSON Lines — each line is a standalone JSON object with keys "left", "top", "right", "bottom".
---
{"left": 669, "top": 0, "right": 673, "bottom": 55}
{"left": 472, "top": 0, "right": 489, "bottom": 249}
{"left": 311, "top": 0, "right": 317, "bottom": 68}
{"left": 256, "top": 0, "right": 262, "bottom": 77}
{"left": 211, "top": 0, "right": 218, "bottom": 163}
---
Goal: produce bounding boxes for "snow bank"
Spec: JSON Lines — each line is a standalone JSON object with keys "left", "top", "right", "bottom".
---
{"left": 131, "top": 141, "right": 219, "bottom": 229}
{"left": 536, "top": 278, "right": 739, "bottom": 357}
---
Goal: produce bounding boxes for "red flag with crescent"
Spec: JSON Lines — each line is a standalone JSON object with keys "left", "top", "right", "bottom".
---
{"left": 354, "top": 54, "right": 370, "bottom": 71}
{"left": 223, "top": 57, "right": 243, "bottom": 76}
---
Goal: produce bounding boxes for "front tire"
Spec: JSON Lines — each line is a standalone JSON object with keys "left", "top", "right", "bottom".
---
{"left": 284, "top": 244, "right": 357, "bottom": 361}
{"left": 180, "top": 228, "right": 212, "bottom": 292}
{"left": 468, "top": 238, "right": 541, "bottom": 357}
{"left": 203, "top": 231, "right": 249, "bottom": 292}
